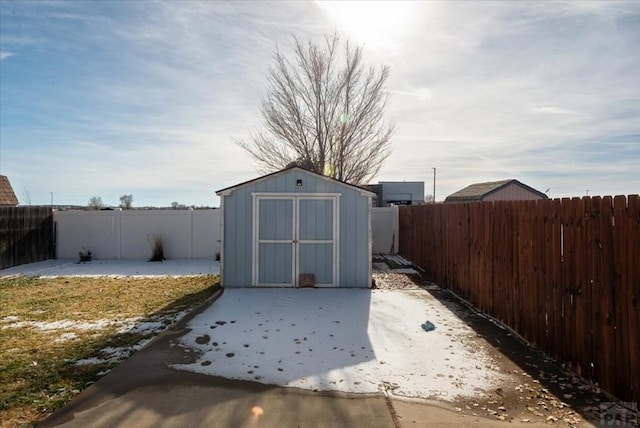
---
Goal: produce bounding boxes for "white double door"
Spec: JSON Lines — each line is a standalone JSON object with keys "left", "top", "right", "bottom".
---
{"left": 253, "top": 194, "right": 338, "bottom": 287}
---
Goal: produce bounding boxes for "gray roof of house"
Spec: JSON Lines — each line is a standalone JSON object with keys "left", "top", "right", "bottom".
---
{"left": 445, "top": 179, "right": 548, "bottom": 202}
{"left": 0, "top": 175, "right": 18, "bottom": 206}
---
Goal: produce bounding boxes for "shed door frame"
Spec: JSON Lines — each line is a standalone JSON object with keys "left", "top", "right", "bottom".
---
{"left": 252, "top": 193, "right": 340, "bottom": 287}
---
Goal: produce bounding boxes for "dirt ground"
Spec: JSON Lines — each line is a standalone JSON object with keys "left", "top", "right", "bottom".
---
{"left": 372, "top": 269, "right": 638, "bottom": 427}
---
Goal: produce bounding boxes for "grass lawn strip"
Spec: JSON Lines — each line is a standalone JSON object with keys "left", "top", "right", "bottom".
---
{"left": 0, "top": 275, "right": 219, "bottom": 428}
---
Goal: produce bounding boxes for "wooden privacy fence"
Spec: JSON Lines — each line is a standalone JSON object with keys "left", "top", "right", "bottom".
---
{"left": 0, "top": 207, "right": 54, "bottom": 270}
{"left": 399, "top": 196, "right": 639, "bottom": 405}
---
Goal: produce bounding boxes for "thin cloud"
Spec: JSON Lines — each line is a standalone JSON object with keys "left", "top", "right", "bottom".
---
{"left": 387, "top": 88, "right": 432, "bottom": 101}
{"left": 0, "top": 51, "right": 14, "bottom": 60}
{"left": 532, "top": 106, "right": 580, "bottom": 115}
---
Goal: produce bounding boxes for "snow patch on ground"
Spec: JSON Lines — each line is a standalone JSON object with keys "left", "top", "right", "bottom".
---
{"left": 74, "top": 357, "right": 105, "bottom": 366}
{"left": 3, "top": 311, "right": 190, "bottom": 366}
{"left": 75, "top": 337, "right": 154, "bottom": 366}
{"left": 54, "top": 332, "right": 78, "bottom": 342}
{"left": 0, "top": 259, "right": 220, "bottom": 278}
{"left": 3, "top": 311, "right": 188, "bottom": 336}
{"left": 115, "top": 310, "right": 189, "bottom": 335}
{"left": 172, "top": 288, "right": 509, "bottom": 401}
{"left": 2, "top": 319, "right": 129, "bottom": 331}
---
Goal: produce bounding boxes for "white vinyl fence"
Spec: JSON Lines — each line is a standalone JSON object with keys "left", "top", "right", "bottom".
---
{"left": 54, "top": 210, "right": 221, "bottom": 260}
{"left": 371, "top": 206, "right": 399, "bottom": 254}
{"left": 54, "top": 206, "right": 397, "bottom": 260}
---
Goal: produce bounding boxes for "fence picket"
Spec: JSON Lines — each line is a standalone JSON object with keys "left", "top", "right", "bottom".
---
{"left": 549, "top": 198, "right": 563, "bottom": 358}
{"left": 627, "top": 195, "right": 640, "bottom": 403}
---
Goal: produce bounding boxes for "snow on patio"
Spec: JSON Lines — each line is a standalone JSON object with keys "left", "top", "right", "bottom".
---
{"left": 172, "top": 288, "right": 510, "bottom": 401}
{"left": 0, "top": 259, "right": 220, "bottom": 278}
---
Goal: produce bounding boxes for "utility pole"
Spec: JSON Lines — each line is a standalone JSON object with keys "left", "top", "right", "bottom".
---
{"left": 50, "top": 192, "right": 54, "bottom": 207}
{"left": 432, "top": 167, "right": 436, "bottom": 203}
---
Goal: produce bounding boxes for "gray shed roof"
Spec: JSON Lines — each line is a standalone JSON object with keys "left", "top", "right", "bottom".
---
{"left": 0, "top": 175, "right": 18, "bottom": 206}
{"left": 216, "top": 166, "right": 375, "bottom": 196}
{"left": 445, "top": 179, "right": 548, "bottom": 202}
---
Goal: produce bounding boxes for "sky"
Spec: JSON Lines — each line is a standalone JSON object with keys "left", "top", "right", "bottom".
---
{"left": 0, "top": 1, "right": 638, "bottom": 207}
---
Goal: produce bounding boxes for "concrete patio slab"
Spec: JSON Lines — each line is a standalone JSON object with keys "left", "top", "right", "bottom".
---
{"left": 40, "top": 284, "right": 607, "bottom": 427}
{"left": 40, "top": 288, "right": 560, "bottom": 428}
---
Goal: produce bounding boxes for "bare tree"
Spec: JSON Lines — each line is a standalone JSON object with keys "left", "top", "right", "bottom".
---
{"left": 87, "top": 196, "right": 104, "bottom": 210}
{"left": 119, "top": 194, "right": 133, "bottom": 209}
{"left": 236, "top": 34, "right": 395, "bottom": 185}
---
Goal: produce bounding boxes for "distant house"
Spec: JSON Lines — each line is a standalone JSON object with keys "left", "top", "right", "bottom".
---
{"left": 365, "top": 181, "right": 425, "bottom": 206}
{"left": 0, "top": 175, "right": 18, "bottom": 206}
{"left": 445, "top": 179, "right": 548, "bottom": 203}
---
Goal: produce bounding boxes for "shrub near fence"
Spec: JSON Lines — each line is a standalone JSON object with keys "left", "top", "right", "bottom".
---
{"left": 0, "top": 207, "right": 54, "bottom": 269}
{"left": 399, "top": 196, "right": 640, "bottom": 405}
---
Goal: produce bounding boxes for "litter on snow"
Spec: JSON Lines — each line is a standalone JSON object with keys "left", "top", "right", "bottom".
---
{"left": 421, "top": 320, "right": 436, "bottom": 332}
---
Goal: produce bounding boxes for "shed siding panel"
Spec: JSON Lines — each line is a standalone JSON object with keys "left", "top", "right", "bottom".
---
{"left": 259, "top": 199, "right": 293, "bottom": 240}
{"left": 337, "top": 186, "right": 370, "bottom": 287}
{"left": 484, "top": 183, "right": 545, "bottom": 201}
{"left": 340, "top": 193, "right": 356, "bottom": 287}
{"left": 222, "top": 193, "right": 236, "bottom": 286}
{"left": 223, "top": 185, "right": 253, "bottom": 286}
{"left": 299, "top": 199, "right": 332, "bottom": 240}
{"left": 236, "top": 186, "right": 252, "bottom": 286}
{"left": 355, "top": 194, "right": 369, "bottom": 284}
{"left": 259, "top": 243, "right": 292, "bottom": 284}
{"left": 299, "top": 243, "right": 332, "bottom": 284}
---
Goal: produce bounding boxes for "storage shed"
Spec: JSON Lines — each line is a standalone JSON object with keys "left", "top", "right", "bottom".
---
{"left": 216, "top": 167, "right": 374, "bottom": 288}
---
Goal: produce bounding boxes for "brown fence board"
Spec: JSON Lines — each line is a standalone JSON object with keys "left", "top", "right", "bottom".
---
{"left": 587, "top": 197, "right": 597, "bottom": 382}
{"left": 559, "top": 198, "right": 571, "bottom": 363}
{"left": 483, "top": 202, "right": 494, "bottom": 315}
{"left": 433, "top": 204, "right": 442, "bottom": 284}
{"left": 597, "top": 196, "right": 616, "bottom": 395}
{"left": 627, "top": 195, "right": 640, "bottom": 403}
{"left": 518, "top": 201, "right": 530, "bottom": 342}
{"left": 535, "top": 200, "right": 548, "bottom": 351}
{"left": 469, "top": 202, "right": 480, "bottom": 307}
{"left": 612, "top": 196, "right": 630, "bottom": 399}
{"left": 549, "top": 198, "right": 563, "bottom": 359}
{"left": 399, "top": 195, "right": 639, "bottom": 404}
{"left": 527, "top": 200, "right": 539, "bottom": 346}
{"left": 582, "top": 196, "right": 595, "bottom": 380}
{"left": 565, "top": 197, "right": 581, "bottom": 374}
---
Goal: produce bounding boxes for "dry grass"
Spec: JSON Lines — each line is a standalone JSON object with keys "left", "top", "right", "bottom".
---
{"left": 0, "top": 274, "right": 219, "bottom": 428}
